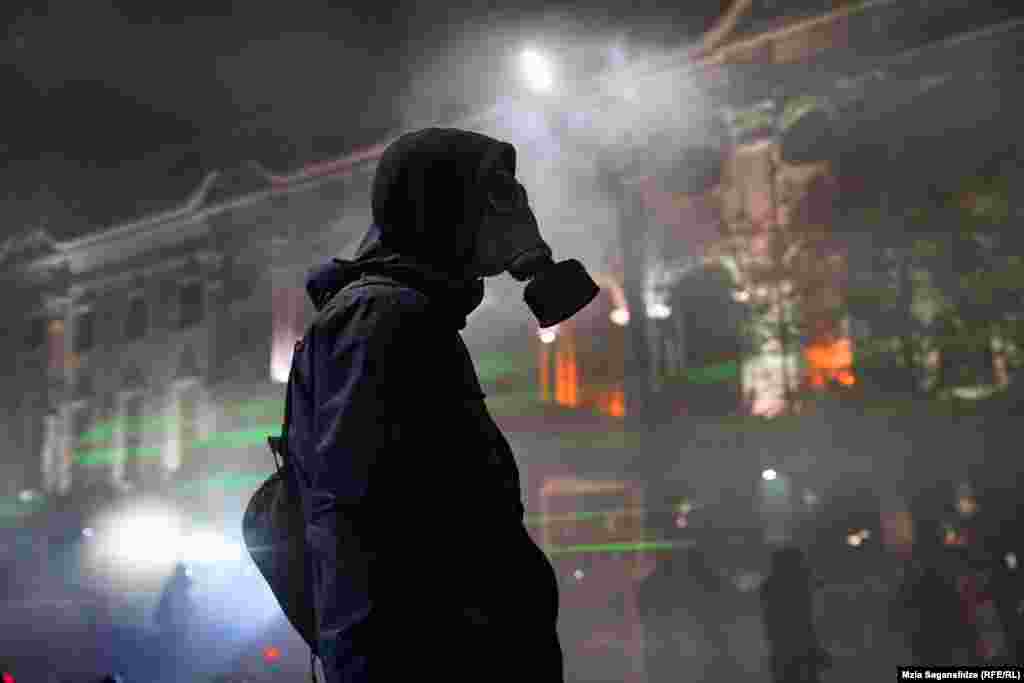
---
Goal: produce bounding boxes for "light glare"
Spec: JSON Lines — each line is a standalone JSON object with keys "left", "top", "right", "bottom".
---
{"left": 761, "top": 468, "right": 778, "bottom": 481}
{"left": 647, "top": 303, "right": 672, "bottom": 319}
{"left": 520, "top": 49, "right": 554, "bottom": 93}
{"left": 108, "top": 511, "right": 181, "bottom": 565}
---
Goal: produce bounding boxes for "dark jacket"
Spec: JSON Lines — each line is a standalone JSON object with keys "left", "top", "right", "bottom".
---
{"left": 285, "top": 129, "right": 562, "bottom": 678}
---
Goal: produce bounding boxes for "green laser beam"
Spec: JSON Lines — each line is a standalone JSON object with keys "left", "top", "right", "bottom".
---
{"left": 176, "top": 471, "right": 276, "bottom": 494}
{"left": 75, "top": 446, "right": 164, "bottom": 466}
{"left": 73, "top": 426, "right": 281, "bottom": 465}
{"left": 542, "top": 540, "right": 691, "bottom": 556}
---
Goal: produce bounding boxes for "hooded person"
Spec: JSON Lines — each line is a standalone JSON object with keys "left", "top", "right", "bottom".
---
{"left": 287, "top": 128, "right": 599, "bottom": 682}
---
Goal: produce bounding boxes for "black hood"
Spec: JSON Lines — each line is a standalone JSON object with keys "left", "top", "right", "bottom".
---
{"left": 306, "top": 128, "right": 515, "bottom": 328}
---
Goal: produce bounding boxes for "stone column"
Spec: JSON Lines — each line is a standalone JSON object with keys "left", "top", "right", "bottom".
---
{"left": 39, "top": 293, "right": 72, "bottom": 494}
{"left": 40, "top": 411, "right": 62, "bottom": 495}
{"left": 198, "top": 250, "right": 225, "bottom": 446}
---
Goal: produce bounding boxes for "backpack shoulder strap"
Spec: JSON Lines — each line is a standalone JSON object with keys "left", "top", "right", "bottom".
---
{"left": 266, "top": 336, "right": 320, "bottom": 683}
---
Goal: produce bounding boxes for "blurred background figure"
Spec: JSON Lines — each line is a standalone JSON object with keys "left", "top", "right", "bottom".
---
{"left": 899, "top": 550, "right": 973, "bottom": 665}
{"left": 760, "top": 547, "right": 829, "bottom": 683}
{"left": 154, "top": 561, "right": 195, "bottom": 682}
{"left": 156, "top": 561, "right": 194, "bottom": 639}
{"left": 988, "top": 546, "right": 1024, "bottom": 663}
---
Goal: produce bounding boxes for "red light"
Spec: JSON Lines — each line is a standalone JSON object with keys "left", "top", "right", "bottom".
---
{"left": 263, "top": 646, "right": 282, "bottom": 663}
{"left": 3, "top": 672, "right": 15, "bottom": 683}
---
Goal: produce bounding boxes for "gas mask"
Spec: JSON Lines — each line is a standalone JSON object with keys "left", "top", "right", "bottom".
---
{"left": 471, "top": 168, "right": 600, "bottom": 328}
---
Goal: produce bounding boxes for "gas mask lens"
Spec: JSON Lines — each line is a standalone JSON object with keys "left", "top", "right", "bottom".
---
{"left": 472, "top": 172, "right": 545, "bottom": 278}
{"left": 486, "top": 170, "right": 529, "bottom": 213}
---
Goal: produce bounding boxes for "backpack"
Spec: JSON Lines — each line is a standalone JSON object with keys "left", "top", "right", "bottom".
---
{"left": 242, "top": 339, "right": 319, "bottom": 682}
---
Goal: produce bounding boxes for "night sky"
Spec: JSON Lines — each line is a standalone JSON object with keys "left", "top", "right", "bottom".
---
{"left": 4, "top": 0, "right": 731, "bottom": 240}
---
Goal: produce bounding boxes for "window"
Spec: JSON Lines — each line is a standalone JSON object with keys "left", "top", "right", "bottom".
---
{"left": 47, "top": 320, "right": 64, "bottom": 374}
{"left": 25, "top": 317, "right": 46, "bottom": 350}
{"left": 74, "top": 310, "right": 95, "bottom": 353}
{"left": 125, "top": 297, "right": 148, "bottom": 340}
{"left": 177, "top": 385, "right": 200, "bottom": 478}
{"left": 179, "top": 282, "right": 204, "bottom": 329}
{"left": 123, "top": 395, "right": 145, "bottom": 487}
{"left": 238, "top": 319, "right": 250, "bottom": 348}
{"left": 71, "top": 405, "right": 93, "bottom": 490}
{"left": 22, "top": 412, "right": 39, "bottom": 476}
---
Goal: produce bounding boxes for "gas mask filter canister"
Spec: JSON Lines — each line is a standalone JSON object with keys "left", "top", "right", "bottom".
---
{"left": 474, "top": 168, "right": 600, "bottom": 327}
{"left": 521, "top": 255, "right": 601, "bottom": 329}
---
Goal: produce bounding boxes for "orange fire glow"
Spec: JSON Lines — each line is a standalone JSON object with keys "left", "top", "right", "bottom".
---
{"left": 608, "top": 389, "right": 625, "bottom": 417}
{"left": 804, "top": 337, "right": 855, "bottom": 388}
{"left": 593, "top": 388, "right": 626, "bottom": 417}
{"left": 555, "top": 347, "right": 579, "bottom": 407}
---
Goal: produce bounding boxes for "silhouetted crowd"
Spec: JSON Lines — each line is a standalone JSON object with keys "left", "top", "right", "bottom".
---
{"left": 5, "top": 535, "right": 1024, "bottom": 682}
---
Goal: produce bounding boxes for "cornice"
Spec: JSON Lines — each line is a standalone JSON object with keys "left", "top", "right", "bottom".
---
{"left": 28, "top": 164, "right": 357, "bottom": 280}
{"left": 63, "top": 255, "right": 194, "bottom": 299}
{"left": 43, "top": 295, "right": 72, "bottom": 314}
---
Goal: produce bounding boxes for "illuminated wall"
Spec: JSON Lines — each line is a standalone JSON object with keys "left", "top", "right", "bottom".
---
{"left": 742, "top": 346, "right": 802, "bottom": 418}
{"left": 270, "top": 281, "right": 307, "bottom": 384}
{"left": 717, "top": 136, "right": 850, "bottom": 414}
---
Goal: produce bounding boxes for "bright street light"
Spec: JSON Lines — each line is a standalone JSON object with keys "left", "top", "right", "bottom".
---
{"left": 761, "top": 468, "right": 778, "bottom": 481}
{"left": 647, "top": 302, "right": 672, "bottom": 320}
{"left": 104, "top": 509, "right": 182, "bottom": 566}
{"left": 520, "top": 48, "right": 555, "bottom": 93}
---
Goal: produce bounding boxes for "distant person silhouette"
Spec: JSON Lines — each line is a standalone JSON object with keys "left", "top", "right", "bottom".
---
{"left": 760, "top": 547, "right": 830, "bottom": 683}
{"left": 154, "top": 561, "right": 194, "bottom": 681}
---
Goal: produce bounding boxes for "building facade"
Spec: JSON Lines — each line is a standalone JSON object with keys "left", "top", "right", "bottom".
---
{"left": 0, "top": 161, "right": 381, "bottom": 522}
